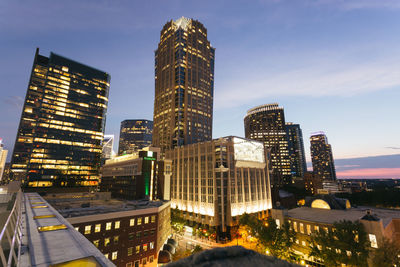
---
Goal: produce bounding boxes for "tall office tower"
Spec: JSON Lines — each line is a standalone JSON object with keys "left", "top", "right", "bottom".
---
{"left": 244, "top": 103, "right": 292, "bottom": 187}
{"left": 0, "top": 139, "right": 8, "bottom": 182}
{"left": 153, "top": 17, "right": 215, "bottom": 152}
{"left": 310, "top": 131, "right": 337, "bottom": 181}
{"left": 166, "top": 136, "right": 272, "bottom": 241}
{"left": 10, "top": 48, "right": 110, "bottom": 188}
{"left": 102, "top": 134, "right": 114, "bottom": 160}
{"left": 118, "top": 120, "right": 153, "bottom": 155}
{"left": 285, "top": 123, "right": 307, "bottom": 177}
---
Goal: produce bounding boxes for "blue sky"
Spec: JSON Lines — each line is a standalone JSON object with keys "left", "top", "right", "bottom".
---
{"left": 0, "top": 0, "right": 399, "bottom": 177}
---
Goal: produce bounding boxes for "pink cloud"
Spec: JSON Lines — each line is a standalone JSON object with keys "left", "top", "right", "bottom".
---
{"left": 337, "top": 168, "right": 400, "bottom": 179}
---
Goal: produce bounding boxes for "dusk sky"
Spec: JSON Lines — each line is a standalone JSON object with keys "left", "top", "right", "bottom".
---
{"left": 1, "top": 0, "right": 399, "bottom": 178}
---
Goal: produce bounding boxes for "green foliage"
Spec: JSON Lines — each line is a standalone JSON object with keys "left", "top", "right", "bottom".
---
{"left": 371, "top": 238, "right": 400, "bottom": 267}
{"left": 336, "top": 188, "right": 400, "bottom": 208}
{"left": 281, "top": 184, "right": 312, "bottom": 200}
{"left": 192, "top": 245, "right": 203, "bottom": 254}
{"left": 309, "top": 220, "right": 369, "bottom": 267}
{"left": 171, "top": 208, "right": 186, "bottom": 234}
{"left": 239, "top": 214, "right": 296, "bottom": 260}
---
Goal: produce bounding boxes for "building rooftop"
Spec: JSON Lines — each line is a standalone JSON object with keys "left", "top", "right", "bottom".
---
{"left": 45, "top": 192, "right": 167, "bottom": 218}
{"left": 166, "top": 246, "right": 298, "bottom": 267}
{"left": 287, "top": 206, "right": 400, "bottom": 227}
{"left": 21, "top": 192, "right": 114, "bottom": 267}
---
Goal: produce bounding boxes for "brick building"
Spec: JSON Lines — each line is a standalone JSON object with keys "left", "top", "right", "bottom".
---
{"left": 46, "top": 192, "right": 171, "bottom": 267}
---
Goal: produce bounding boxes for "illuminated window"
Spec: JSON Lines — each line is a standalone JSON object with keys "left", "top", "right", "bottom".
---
{"left": 104, "top": 253, "right": 109, "bottom": 259}
{"left": 93, "top": 240, "right": 99, "bottom": 247}
{"left": 137, "top": 218, "right": 142, "bottom": 225}
{"left": 84, "top": 225, "right": 91, "bottom": 234}
{"left": 106, "top": 222, "right": 112, "bottom": 230}
{"left": 114, "top": 235, "right": 119, "bottom": 245}
{"left": 275, "top": 219, "right": 280, "bottom": 228}
{"left": 315, "top": 225, "right": 319, "bottom": 232}
{"left": 150, "top": 242, "right": 154, "bottom": 250}
{"left": 112, "top": 251, "right": 118, "bottom": 260}
{"left": 151, "top": 215, "right": 156, "bottom": 223}
{"left": 104, "top": 238, "right": 110, "bottom": 247}
{"left": 127, "top": 247, "right": 133, "bottom": 256}
{"left": 95, "top": 224, "right": 101, "bottom": 233}
{"left": 144, "top": 216, "right": 149, "bottom": 224}
{"left": 130, "top": 218, "right": 135, "bottom": 226}
{"left": 307, "top": 224, "right": 311, "bottom": 235}
{"left": 293, "top": 221, "right": 298, "bottom": 232}
{"left": 300, "top": 223, "right": 304, "bottom": 234}
{"left": 369, "top": 234, "right": 378, "bottom": 248}
{"left": 302, "top": 241, "right": 306, "bottom": 246}
{"left": 143, "top": 243, "right": 148, "bottom": 252}
{"left": 74, "top": 227, "right": 79, "bottom": 231}
{"left": 115, "top": 221, "right": 120, "bottom": 229}
{"left": 136, "top": 245, "right": 140, "bottom": 254}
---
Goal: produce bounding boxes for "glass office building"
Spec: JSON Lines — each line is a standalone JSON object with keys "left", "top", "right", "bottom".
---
{"left": 118, "top": 120, "right": 153, "bottom": 155}
{"left": 153, "top": 17, "right": 215, "bottom": 152}
{"left": 310, "top": 131, "right": 337, "bottom": 181}
{"left": 244, "top": 103, "right": 292, "bottom": 187}
{"left": 10, "top": 48, "right": 110, "bottom": 188}
{"left": 285, "top": 122, "right": 307, "bottom": 178}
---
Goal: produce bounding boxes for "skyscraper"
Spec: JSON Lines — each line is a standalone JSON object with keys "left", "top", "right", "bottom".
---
{"left": 244, "top": 103, "right": 291, "bottom": 187}
{"left": 118, "top": 120, "right": 153, "bottom": 155}
{"left": 10, "top": 48, "right": 110, "bottom": 188}
{"left": 153, "top": 17, "right": 215, "bottom": 152}
{"left": 102, "top": 134, "right": 115, "bottom": 160}
{"left": 0, "top": 139, "right": 8, "bottom": 182}
{"left": 310, "top": 131, "right": 336, "bottom": 181}
{"left": 285, "top": 122, "right": 307, "bottom": 177}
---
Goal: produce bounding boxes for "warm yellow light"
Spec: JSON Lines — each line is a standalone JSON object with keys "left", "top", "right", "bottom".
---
{"left": 38, "top": 224, "right": 67, "bottom": 232}
{"left": 32, "top": 205, "right": 48, "bottom": 209}
{"left": 50, "top": 256, "right": 102, "bottom": 267}
{"left": 34, "top": 215, "right": 56, "bottom": 219}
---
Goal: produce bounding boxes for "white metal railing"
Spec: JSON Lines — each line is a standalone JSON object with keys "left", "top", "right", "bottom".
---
{"left": 0, "top": 191, "right": 23, "bottom": 267}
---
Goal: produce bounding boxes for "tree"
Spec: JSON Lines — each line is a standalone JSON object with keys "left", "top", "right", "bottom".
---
{"left": 171, "top": 208, "right": 186, "bottom": 234}
{"left": 371, "top": 237, "right": 400, "bottom": 267}
{"left": 309, "top": 220, "right": 369, "bottom": 267}
{"left": 192, "top": 245, "right": 203, "bottom": 254}
{"left": 239, "top": 214, "right": 296, "bottom": 260}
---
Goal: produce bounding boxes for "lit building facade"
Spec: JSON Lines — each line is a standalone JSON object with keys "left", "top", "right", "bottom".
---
{"left": 153, "top": 17, "right": 215, "bottom": 152}
{"left": 166, "top": 136, "right": 272, "bottom": 241}
{"left": 0, "top": 139, "right": 8, "bottom": 182}
{"left": 118, "top": 120, "right": 153, "bottom": 155}
{"left": 285, "top": 123, "right": 307, "bottom": 178}
{"left": 102, "top": 135, "right": 115, "bottom": 160}
{"left": 310, "top": 132, "right": 336, "bottom": 181}
{"left": 10, "top": 48, "right": 110, "bottom": 188}
{"left": 244, "top": 103, "right": 291, "bottom": 187}
{"left": 101, "top": 148, "right": 171, "bottom": 201}
{"left": 46, "top": 192, "right": 171, "bottom": 267}
{"left": 271, "top": 196, "right": 400, "bottom": 266}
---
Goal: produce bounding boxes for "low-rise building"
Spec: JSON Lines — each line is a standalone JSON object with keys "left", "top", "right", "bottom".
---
{"left": 271, "top": 195, "right": 400, "bottom": 266}
{"left": 100, "top": 147, "right": 171, "bottom": 201}
{"left": 46, "top": 192, "right": 171, "bottom": 267}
